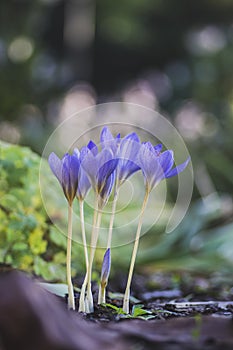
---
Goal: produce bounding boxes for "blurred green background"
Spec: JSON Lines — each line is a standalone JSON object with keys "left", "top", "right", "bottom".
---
{"left": 0, "top": 0, "right": 233, "bottom": 283}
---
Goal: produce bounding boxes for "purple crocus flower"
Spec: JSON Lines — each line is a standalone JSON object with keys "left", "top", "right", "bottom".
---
{"left": 48, "top": 152, "right": 80, "bottom": 205}
{"left": 116, "top": 132, "right": 141, "bottom": 186}
{"left": 138, "top": 142, "right": 190, "bottom": 193}
{"left": 81, "top": 142, "right": 118, "bottom": 208}
{"left": 100, "top": 127, "right": 142, "bottom": 186}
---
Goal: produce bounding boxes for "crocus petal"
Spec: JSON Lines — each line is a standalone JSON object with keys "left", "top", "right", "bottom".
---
{"left": 154, "top": 144, "right": 162, "bottom": 154}
{"left": 98, "top": 172, "right": 115, "bottom": 208}
{"left": 165, "top": 157, "right": 190, "bottom": 178}
{"left": 48, "top": 152, "right": 62, "bottom": 184}
{"left": 100, "top": 126, "right": 114, "bottom": 145}
{"left": 80, "top": 145, "right": 90, "bottom": 161}
{"left": 81, "top": 150, "right": 99, "bottom": 188}
{"left": 100, "top": 248, "right": 111, "bottom": 284}
{"left": 138, "top": 143, "right": 155, "bottom": 177}
{"left": 96, "top": 147, "right": 115, "bottom": 169}
{"left": 61, "top": 154, "right": 70, "bottom": 192}
{"left": 96, "top": 148, "right": 117, "bottom": 205}
{"left": 68, "top": 155, "right": 80, "bottom": 191}
{"left": 73, "top": 148, "right": 80, "bottom": 158}
{"left": 97, "top": 158, "right": 118, "bottom": 193}
{"left": 81, "top": 147, "right": 117, "bottom": 196}
{"left": 138, "top": 142, "right": 161, "bottom": 191}
{"left": 74, "top": 146, "right": 92, "bottom": 200}
{"left": 124, "top": 132, "right": 140, "bottom": 143}
{"left": 87, "top": 140, "right": 98, "bottom": 156}
{"left": 117, "top": 135, "right": 141, "bottom": 185}
{"left": 77, "top": 169, "right": 91, "bottom": 201}
{"left": 100, "top": 126, "right": 119, "bottom": 154}
{"left": 117, "top": 160, "right": 140, "bottom": 185}
{"left": 61, "top": 154, "right": 80, "bottom": 204}
{"left": 158, "top": 150, "right": 174, "bottom": 178}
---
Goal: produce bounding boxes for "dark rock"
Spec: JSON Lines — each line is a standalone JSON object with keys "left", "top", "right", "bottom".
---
{"left": 1, "top": 271, "right": 233, "bottom": 350}
{"left": 0, "top": 271, "right": 119, "bottom": 350}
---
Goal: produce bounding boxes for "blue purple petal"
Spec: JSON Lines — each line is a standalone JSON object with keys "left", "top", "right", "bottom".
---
{"left": 61, "top": 154, "right": 80, "bottom": 204}
{"left": 165, "top": 157, "right": 190, "bottom": 178}
{"left": 117, "top": 135, "right": 141, "bottom": 185}
{"left": 98, "top": 172, "right": 115, "bottom": 208}
{"left": 101, "top": 248, "right": 111, "bottom": 284}
{"left": 87, "top": 140, "right": 98, "bottom": 156}
{"left": 48, "top": 152, "right": 62, "bottom": 184}
{"left": 158, "top": 150, "right": 174, "bottom": 178}
{"left": 100, "top": 127, "right": 114, "bottom": 145}
{"left": 138, "top": 142, "right": 161, "bottom": 190}
{"left": 97, "top": 158, "right": 118, "bottom": 192}
{"left": 100, "top": 126, "right": 120, "bottom": 155}
{"left": 154, "top": 143, "right": 162, "bottom": 154}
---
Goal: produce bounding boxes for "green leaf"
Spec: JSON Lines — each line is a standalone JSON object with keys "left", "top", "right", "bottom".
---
{"left": 132, "top": 304, "right": 152, "bottom": 317}
{"left": 28, "top": 228, "right": 47, "bottom": 255}
{"left": 38, "top": 282, "right": 69, "bottom": 297}
{"left": 104, "top": 303, "right": 127, "bottom": 315}
{"left": 12, "top": 242, "right": 28, "bottom": 251}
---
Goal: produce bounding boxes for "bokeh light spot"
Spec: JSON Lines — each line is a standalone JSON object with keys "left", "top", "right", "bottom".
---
{"left": 185, "top": 26, "right": 226, "bottom": 56}
{"left": 8, "top": 36, "right": 34, "bottom": 63}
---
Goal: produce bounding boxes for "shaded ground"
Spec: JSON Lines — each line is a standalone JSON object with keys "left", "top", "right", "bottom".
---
{"left": 81, "top": 271, "right": 233, "bottom": 322}
{"left": 0, "top": 269, "right": 233, "bottom": 350}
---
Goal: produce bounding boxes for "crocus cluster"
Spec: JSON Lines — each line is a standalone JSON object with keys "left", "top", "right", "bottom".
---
{"left": 48, "top": 126, "right": 190, "bottom": 313}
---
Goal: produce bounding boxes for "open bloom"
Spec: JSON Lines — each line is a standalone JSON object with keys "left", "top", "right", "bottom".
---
{"left": 116, "top": 132, "right": 141, "bottom": 186}
{"left": 81, "top": 142, "right": 118, "bottom": 208}
{"left": 138, "top": 142, "right": 190, "bottom": 193}
{"left": 100, "top": 127, "right": 142, "bottom": 187}
{"left": 48, "top": 152, "right": 80, "bottom": 205}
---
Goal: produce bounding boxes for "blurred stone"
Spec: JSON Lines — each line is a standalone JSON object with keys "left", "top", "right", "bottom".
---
{"left": 0, "top": 271, "right": 233, "bottom": 350}
{"left": 0, "top": 271, "right": 116, "bottom": 350}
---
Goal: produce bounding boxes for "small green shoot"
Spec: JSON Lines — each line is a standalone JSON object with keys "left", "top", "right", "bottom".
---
{"left": 104, "top": 303, "right": 127, "bottom": 316}
{"left": 104, "top": 302, "right": 154, "bottom": 320}
{"left": 131, "top": 304, "right": 152, "bottom": 317}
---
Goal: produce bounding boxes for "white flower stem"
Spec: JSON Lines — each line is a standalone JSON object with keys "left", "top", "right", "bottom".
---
{"left": 98, "top": 188, "right": 119, "bottom": 305}
{"left": 67, "top": 203, "right": 75, "bottom": 310}
{"left": 79, "top": 274, "right": 87, "bottom": 312}
{"left": 123, "top": 191, "right": 149, "bottom": 313}
{"left": 98, "top": 283, "right": 106, "bottom": 305}
{"left": 85, "top": 195, "right": 102, "bottom": 313}
{"left": 78, "top": 200, "right": 89, "bottom": 312}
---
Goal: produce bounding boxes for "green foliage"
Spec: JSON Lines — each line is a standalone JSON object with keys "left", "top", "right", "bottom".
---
{"left": 0, "top": 141, "right": 83, "bottom": 281}
{"left": 104, "top": 303, "right": 154, "bottom": 320}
